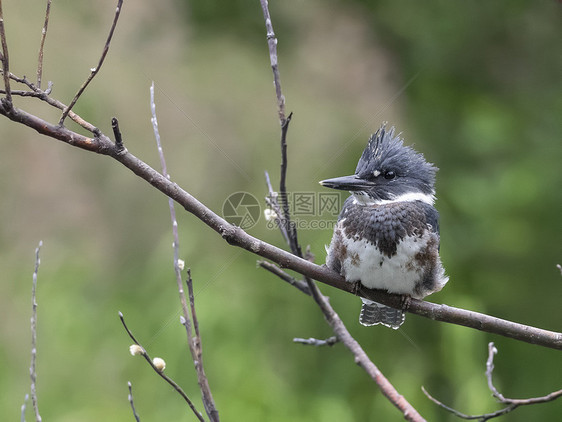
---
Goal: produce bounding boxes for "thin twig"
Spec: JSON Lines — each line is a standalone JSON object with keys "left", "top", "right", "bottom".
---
{"left": 257, "top": 260, "right": 311, "bottom": 295}
{"left": 111, "top": 117, "right": 124, "bottom": 151}
{"left": 0, "top": 0, "right": 12, "bottom": 104}
{"left": 186, "top": 269, "right": 200, "bottom": 340}
{"left": 151, "top": 83, "right": 219, "bottom": 422}
{"left": 21, "top": 394, "right": 29, "bottom": 422}
{"left": 485, "top": 343, "right": 503, "bottom": 401}
{"left": 258, "top": 0, "right": 285, "bottom": 122}
{"left": 258, "top": 3, "right": 425, "bottom": 420}
{"left": 278, "top": 113, "right": 301, "bottom": 256}
{"left": 1, "top": 72, "right": 96, "bottom": 131}
{"left": 182, "top": 270, "right": 220, "bottom": 420}
{"left": 30, "top": 241, "right": 43, "bottom": 422}
{"left": 293, "top": 336, "right": 339, "bottom": 347}
{"left": 422, "top": 386, "right": 508, "bottom": 421}
{"left": 59, "top": 0, "right": 123, "bottom": 125}
{"left": 423, "top": 342, "right": 562, "bottom": 421}
{"left": 127, "top": 381, "right": 141, "bottom": 422}
{"left": 118, "top": 312, "right": 205, "bottom": 422}
{"left": 1, "top": 89, "right": 42, "bottom": 97}
{"left": 264, "top": 170, "right": 291, "bottom": 246}
{"left": 36, "top": 0, "right": 52, "bottom": 89}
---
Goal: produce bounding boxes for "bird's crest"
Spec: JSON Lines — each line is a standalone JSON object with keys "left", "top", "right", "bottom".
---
{"left": 355, "top": 123, "right": 437, "bottom": 186}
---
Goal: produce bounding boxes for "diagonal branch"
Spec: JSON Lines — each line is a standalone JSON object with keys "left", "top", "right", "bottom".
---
{"left": 119, "top": 312, "right": 205, "bottom": 422}
{"left": 259, "top": 0, "right": 285, "bottom": 123}
{"left": 0, "top": 0, "right": 12, "bottom": 104}
{"left": 0, "top": 1, "right": 560, "bottom": 354}
{"left": 36, "top": 0, "right": 52, "bottom": 89}
{"left": 257, "top": 260, "right": 311, "bottom": 295}
{"left": 1, "top": 94, "right": 561, "bottom": 350}
{"left": 59, "top": 0, "right": 123, "bottom": 125}
{"left": 127, "top": 382, "right": 141, "bottom": 422}
{"left": 150, "top": 82, "right": 219, "bottom": 422}
{"left": 423, "top": 342, "right": 562, "bottom": 421}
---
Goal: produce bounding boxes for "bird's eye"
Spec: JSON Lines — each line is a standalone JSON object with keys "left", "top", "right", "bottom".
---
{"left": 384, "top": 170, "right": 396, "bottom": 180}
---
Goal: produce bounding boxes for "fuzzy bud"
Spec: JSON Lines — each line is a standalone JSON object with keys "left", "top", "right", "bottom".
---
{"left": 129, "top": 344, "right": 144, "bottom": 356}
{"left": 177, "top": 259, "right": 185, "bottom": 270}
{"left": 152, "top": 357, "right": 166, "bottom": 372}
{"left": 264, "top": 208, "right": 278, "bottom": 221}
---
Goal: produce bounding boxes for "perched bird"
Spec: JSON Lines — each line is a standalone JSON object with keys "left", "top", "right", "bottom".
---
{"left": 321, "top": 124, "right": 448, "bottom": 329}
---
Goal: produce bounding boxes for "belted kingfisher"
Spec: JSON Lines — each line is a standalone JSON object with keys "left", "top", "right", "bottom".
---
{"left": 321, "top": 124, "right": 448, "bottom": 329}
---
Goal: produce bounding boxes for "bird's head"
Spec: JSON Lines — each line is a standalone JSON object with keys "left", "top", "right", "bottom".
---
{"left": 320, "top": 124, "right": 438, "bottom": 205}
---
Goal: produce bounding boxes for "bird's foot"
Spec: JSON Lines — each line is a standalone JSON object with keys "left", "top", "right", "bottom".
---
{"left": 352, "top": 281, "right": 361, "bottom": 296}
{"left": 400, "top": 295, "right": 412, "bottom": 312}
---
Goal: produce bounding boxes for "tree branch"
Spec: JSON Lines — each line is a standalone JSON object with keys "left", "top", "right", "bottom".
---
{"left": 293, "top": 336, "right": 339, "bottom": 347}
{"left": 0, "top": 87, "right": 558, "bottom": 355}
{"left": 258, "top": 3, "right": 426, "bottom": 420}
{"left": 258, "top": 0, "right": 285, "bottom": 123}
{"left": 257, "top": 259, "right": 311, "bottom": 295}
{"left": 0, "top": 0, "right": 12, "bottom": 104}
{"left": 127, "top": 382, "right": 141, "bottom": 422}
{"left": 1, "top": 94, "right": 560, "bottom": 349}
{"left": 36, "top": 0, "right": 52, "bottom": 89}
{"left": 423, "top": 342, "right": 562, "bottom": 421}
{"left": 59, "top": 0, "right": 123, "bottom": 125}
{"left": 0, "top": 0, "right": 559, "bottom": 353}
{"left": 150, "top": 82, "right": 219, "bottom": 422}
{"left": 119, "top": 312, "right": 205, "bottom": 422}
{"left": 30, "top": 241, "right": 43, "bottom": 422}
{"left": 20, "top": 394, "right": 29, "bottom": 422}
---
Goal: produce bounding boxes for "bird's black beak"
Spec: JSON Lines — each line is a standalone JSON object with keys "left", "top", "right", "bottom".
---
{"left": 319, "top": 175, "right": 373, "bottom": 192}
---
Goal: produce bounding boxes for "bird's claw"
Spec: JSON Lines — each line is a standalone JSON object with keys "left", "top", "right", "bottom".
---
{"left": 400, "top": 295, "right": 412, "bottom": 312}
{"left": 353, "top": 281, "right": 361, "bottom": 296}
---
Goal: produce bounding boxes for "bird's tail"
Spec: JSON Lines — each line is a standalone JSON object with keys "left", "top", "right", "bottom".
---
{"left": 359, "top": 298, "right": 405, "bottom": 329}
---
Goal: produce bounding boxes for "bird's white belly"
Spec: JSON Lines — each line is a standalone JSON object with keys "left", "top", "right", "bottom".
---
{"left": 339, "top": 232, "right": 431, "bottom": 297}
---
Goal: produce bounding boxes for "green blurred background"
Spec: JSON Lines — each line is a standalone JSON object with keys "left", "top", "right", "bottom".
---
{"left": 1, "top": 0, "right": 561, "bottom": 420}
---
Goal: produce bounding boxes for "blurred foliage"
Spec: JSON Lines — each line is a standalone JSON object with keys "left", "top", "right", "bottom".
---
{"left": 1, "top": 0, "right": 561, "bottom": 421}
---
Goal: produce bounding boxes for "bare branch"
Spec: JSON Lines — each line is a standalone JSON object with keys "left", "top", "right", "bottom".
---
{"left": 127, "top": 382, "right": 141, "bottom": 422}
{"left": 111, "top": 117, "right": 124, "bottom": 151}
{"left": 59, "top": 0, "right": 123, "bottom": 125}
{"left": 1, "top": 73, "right": 96, "bottom": 132}
{"left": 151, "top": 83, "right": 219, "bottom": 422}
{"left": 1, "top": 93, "right": 560, "bottom": 350}
{"left": 257, "top": 4, "right": 426, "bottom": 420}
{"left": 423, "top": 342, "right": 562, "bottom": 420}
{"left": 0, "top": 0, "right": 560, "bottom": 355}
{"left": 257, "top": 260, "right": 311, "bottom": 295}
{"left": 278, "top": 113, "right": 302, "bottom": 256}
{"left": 30, "top": 241, "right": 43, "bottom": 422}
{"left": 293, "top": 336, "right": 339, "bottom": 347}
{"left": 21, "top": 394, "right": 29, "bottom": 422}
{"left": 36, "top": 0, "right": 52, "bottom": 89}
{"left": 422, "top": 386, "right": 507, "bottom": 421}
{"left": 118, "top": 312, "right": 205, "bottom": 422}
{"left": 264, "top": 170, "right": 291, "bottom": 246}
{"left": 186, "top": 270, "right": 200, "bottom": 339}
{"left": 183, "top": 270, "right": 220, "bottom": 421}
{"left": 0, "top": 0, "right": 12, "bottom": 104}
{"left": 259, "top": 0, "right": 285, "bottom": 122}
{"left": 485, "top": 343, "right": 503, "bottom": 402}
